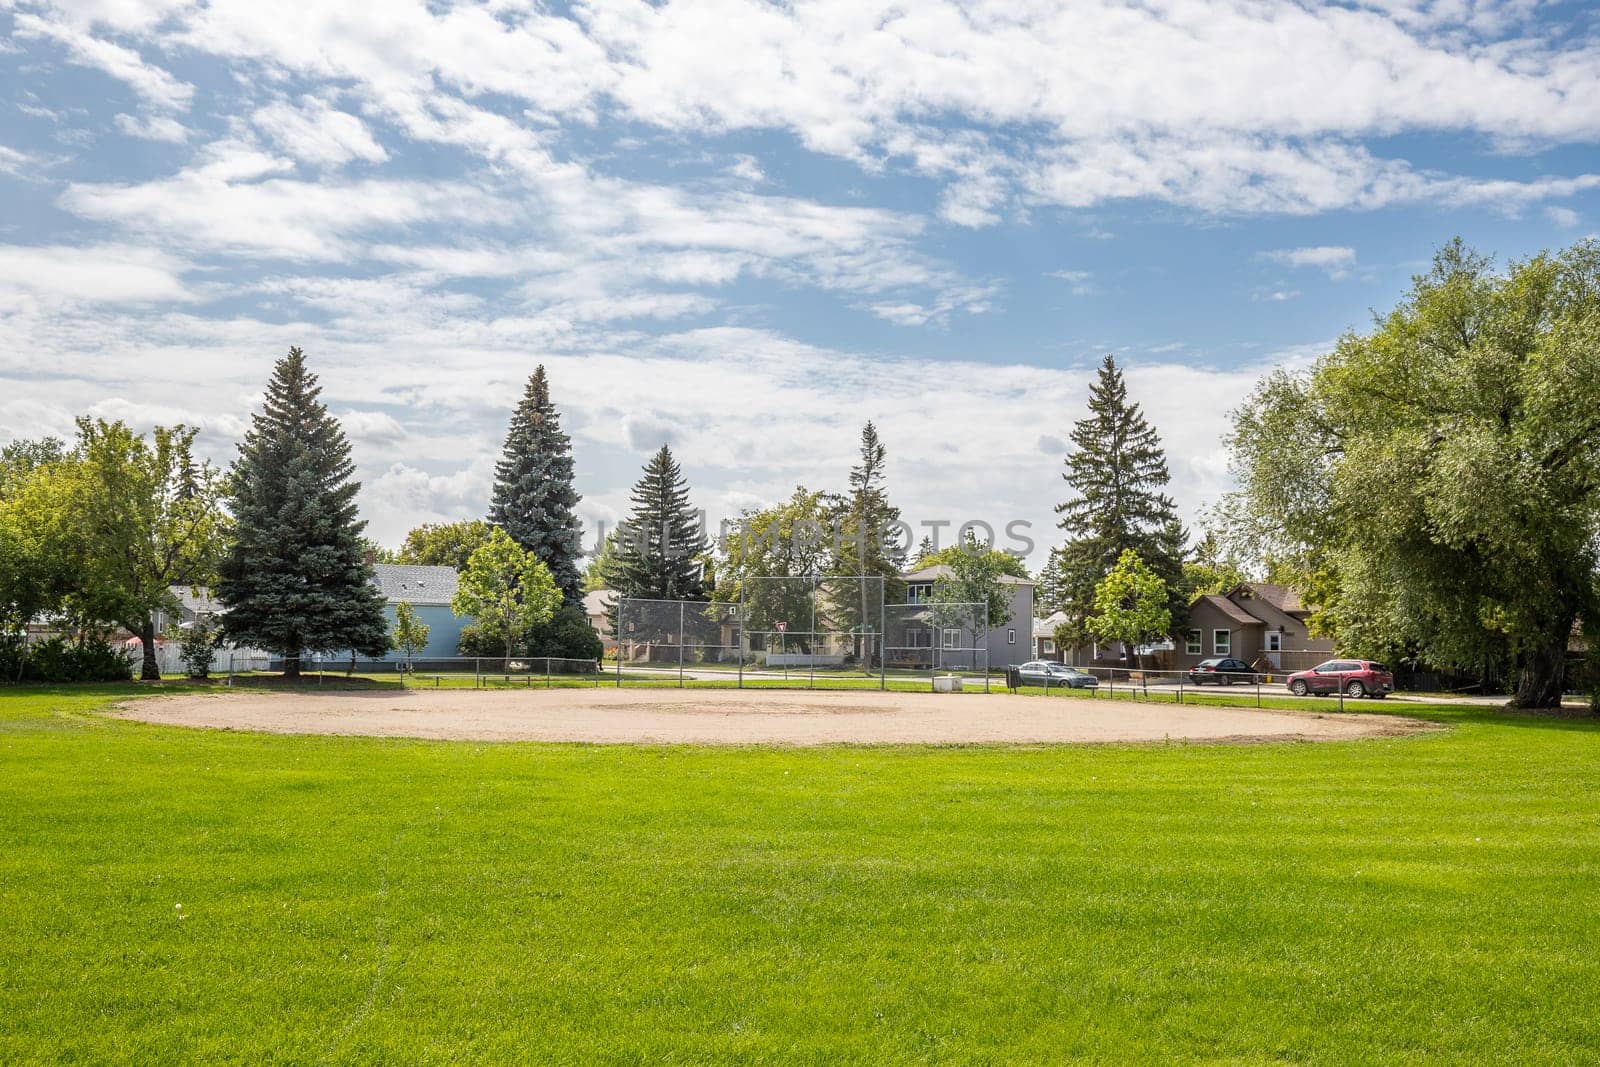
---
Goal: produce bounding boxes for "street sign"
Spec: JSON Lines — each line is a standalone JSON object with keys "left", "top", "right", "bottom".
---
{"left": 776, "top": 621, "right": 787, "bottom": 632}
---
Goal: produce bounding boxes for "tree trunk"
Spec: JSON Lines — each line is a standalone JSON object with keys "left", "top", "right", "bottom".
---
{"left": 283, "top": 652, "right": 301, "bottom": 679}
{"left": 139, "top": 619, "right": 161, "bottom": 681}
{"left": 1512, "top": 629, "right": 1569, "bottom": 709}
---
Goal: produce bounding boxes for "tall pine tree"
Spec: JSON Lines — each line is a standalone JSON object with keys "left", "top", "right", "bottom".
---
{"left": 489, "top": 366, "right": 585, "bottom": 603}
{"left": 607, "top": 445, "right": 708, "bottom": 602}
{"left": 827, "top": 422, "right": 907, "bottom": 659}
{"left": 1050, "top": 355, "right": 1187, "bottom": 648}
{"left": 217, "top": 348, "right": 390, "bottom": 677}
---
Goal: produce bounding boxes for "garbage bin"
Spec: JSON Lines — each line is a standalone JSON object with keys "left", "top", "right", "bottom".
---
{"left": 1005, "top": 665, "right": 1021, "bottom": 690}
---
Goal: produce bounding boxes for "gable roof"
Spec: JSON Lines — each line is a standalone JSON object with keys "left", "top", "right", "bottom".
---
{"left": 1233, "top": 582, "right": 1306, "bottom": 615}
{"left": 1033, "top": 610, "right": 1067, "bottom": 638}
{"left": 582, "top": 589, "right": 612, "bottom": 617}
{"left": 903, "top": 563, "right": 1034, "bottom": 586}
{"left": 371, "top": 564, "right": 458, "bottom": 606}
{"left": 1198, "top": 594, "right": 1263, "bottom": 627}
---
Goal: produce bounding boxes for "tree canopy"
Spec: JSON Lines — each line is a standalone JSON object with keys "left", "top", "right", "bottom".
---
{"left": 451, "top": 527, "right": 561, "bottom": 660}
{"left": 1049, "top": 355, "right": 1187, "bottom": 645}
{"left": 1086, "top": 549, "right": 1173, "bottom": 671}
{"left": 489, "top": 366, "right": 585, "bottom": 603}
{"left": 606, "top": 445, "right": 708, "bottom": 601}
{"left": 928, "top": 534, "right": 1021, "bottom": 629}
{"left": 396, "top": 519, "right": 494, "bottom": 571}
{"left": 1224, "top": 238, "right": 1600, "bottom": 707}
{"left": 216, "top": 347, "right": 391, "bottom": 676}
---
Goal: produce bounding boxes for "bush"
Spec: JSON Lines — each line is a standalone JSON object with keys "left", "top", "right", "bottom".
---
{"left": 16, "top": 636, "right": 134, "bottom": 683}
{"left": 456, "top": 603, "right": 602, "bottom": 669}
{"left": 176, "top": 620, "right": 218, "bottom": 679}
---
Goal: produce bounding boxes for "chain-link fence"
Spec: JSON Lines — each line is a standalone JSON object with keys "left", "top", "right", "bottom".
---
{"left": 614, "top": 576, "right": 990, "bottom": 690}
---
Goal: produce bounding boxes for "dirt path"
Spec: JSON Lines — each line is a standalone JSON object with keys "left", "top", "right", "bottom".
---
{"left": 116, "top": 687, "right": 1437, "bottom": 746}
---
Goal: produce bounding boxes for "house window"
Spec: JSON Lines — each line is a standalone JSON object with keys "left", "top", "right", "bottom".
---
{"left": 1213, "top": 629, "right": 1231, "bottom": 655}
{"left": 1041, "top": 638, "right": 1056, "bottom": 654}
{"left": 906, "top": 584, "right": 931, "bottom": 604}
{"left": 1185, "top": 629, "right": 1202, "bottom": 656}
{"left": 1007, "top": 628, "right": 1016, "bottom": 645}
{"left": 1266, "top": 631, "right": 1282, "bottom": 653}
{"left": 942, "top": 628, "right": 961, "bottom": 649}
{"left": 906, "top": 628, "right": 931, "bottom": 648}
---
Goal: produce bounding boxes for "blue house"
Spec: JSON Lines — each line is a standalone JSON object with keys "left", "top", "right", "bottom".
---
{"left": 370, "top": 564, "right": 465, "bottom": 663}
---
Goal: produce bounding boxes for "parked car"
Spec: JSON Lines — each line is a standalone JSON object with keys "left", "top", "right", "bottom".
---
{"left": 1187, "top": 657, "right": 1259, "bottom": 685}
{"left": 1017, "top": 661, "right": 1100, "bottom": 689}
{"left": 1286, "top": 659, "right": 1393, "bottom": 699}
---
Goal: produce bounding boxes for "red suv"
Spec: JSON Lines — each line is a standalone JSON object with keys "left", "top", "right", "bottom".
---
{"left": 1286, "top": 659, "right": 1393, "bottom": 699}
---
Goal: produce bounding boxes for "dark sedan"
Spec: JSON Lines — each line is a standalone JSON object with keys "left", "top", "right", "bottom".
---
{"left": 1187, "top": 657, "right": 1260, "bottom": 685}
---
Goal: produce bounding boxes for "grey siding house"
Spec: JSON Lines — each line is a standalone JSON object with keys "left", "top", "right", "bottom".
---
{"left": 369, "top": 564, "right": 465, "bottom": 660}
{"left": 900, "top": 564, "right": 1035, "bottom": 669}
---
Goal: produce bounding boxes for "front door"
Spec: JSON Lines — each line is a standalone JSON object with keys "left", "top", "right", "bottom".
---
{"left": 1265, "top": 630, "right": 1282, "bottom": 669}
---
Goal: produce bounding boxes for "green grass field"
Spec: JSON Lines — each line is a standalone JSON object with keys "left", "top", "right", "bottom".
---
{"left": 3, "top": 683, "right": 1599, "bottom": 1063}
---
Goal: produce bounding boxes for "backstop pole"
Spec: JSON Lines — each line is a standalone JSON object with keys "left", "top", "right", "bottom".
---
{"left": 879, "top": 577, "right": 887, "bottom": 691}
{"left": 737, "top": 583, "right": 745, "bottom": 690}
{"left": 615, "top": 600, "right": 622, "bottom": 688}
{"left": 678, "top": 600, "right": 685, "bottom": 689}
{"left": 809, "top": 575, "right": 817, "bottom": 691}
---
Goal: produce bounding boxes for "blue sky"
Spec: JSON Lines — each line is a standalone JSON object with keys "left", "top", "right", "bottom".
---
{"left": 2, "top": 0, "right": 1598, "bottom": 568}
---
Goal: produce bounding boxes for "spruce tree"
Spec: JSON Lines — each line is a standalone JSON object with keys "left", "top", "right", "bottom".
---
{"left": 1051, "top": 355, "right": 1187, "bottom": 647}
{"left": 217, "top": 347, "right": 390, "bottom": 677}
{"left": 827, "top": 422, "right": 907, "bottom": 660}
{"left": 609, "top": 445, "right": 708, "bottom": 602}
{"left": 489, "top": 366, "right": 585, "bottom": 603}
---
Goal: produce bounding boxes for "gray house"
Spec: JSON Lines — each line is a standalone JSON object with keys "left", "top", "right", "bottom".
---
{"left": 899, "top": 564, "right": 1035, "bottom": 670}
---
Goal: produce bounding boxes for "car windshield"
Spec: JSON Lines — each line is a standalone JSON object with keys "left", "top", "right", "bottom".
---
{"left": 1198, "top": 659, "right": 1223, "bottom": 667}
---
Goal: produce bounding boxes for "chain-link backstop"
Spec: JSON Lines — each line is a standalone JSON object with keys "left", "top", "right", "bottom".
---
{"left": 614, "top": 576, "right": 989, "bottom": 690}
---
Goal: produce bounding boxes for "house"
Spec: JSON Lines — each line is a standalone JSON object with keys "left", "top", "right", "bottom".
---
{"left": 1033, "top": 611, "right": 1067, "bottom": 661}
{"left": 895, "top": 564, "right": 1035, "bottom": 669}
{"left": 367, "top": 564, "right": 465, "bottom": 661}
{"left": 1175, "top": 582, "right": 1333, "bottom": 673}
{"left": 583, "top": 589, "right": 617, "bottom": 653}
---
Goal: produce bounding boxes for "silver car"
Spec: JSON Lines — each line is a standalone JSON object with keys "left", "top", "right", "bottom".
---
{"left": 1017, "top": 661, "right": 1100, "bottom": 689}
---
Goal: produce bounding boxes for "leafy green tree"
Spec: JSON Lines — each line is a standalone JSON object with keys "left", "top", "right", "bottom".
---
{"left": 1051, "top": 355, "right": 1187, "bottom": 646}
{"left": 930, "top": 533, "right": 1020, "bottom": 630}
{"left": 217, "top": 347, "right": 391, "bottom": 678}
{"left": 490, "top": 366, "right": 585, "bottom": 603}
{"left": 1180, "top": 529, "right": 1250, "bottom": 600}
{"left": 0, "top": 438, "right": 73, "bottom": 669}
{"left": 451, "top": 527, "right": 561, "bottom": 660}
{"left": 715, "top": 487, "right": 831, "bottom": 651}
{"left": 609, "top": 445, "right": 708, "bottom": 602}
{"left": 65, "top": 419, "right": 227, "bottom": 680}
{"left": 1225, "top": 238, "right": 1600, "bottom": 708}
{"left": 1087, "top": 549, "right": 1173, "bottom": 681}
{"left": 583, "top": 528, "right": 620, "bottom": 593}
{"left": 827, "top": 422, "right": 906, "bottom": 661}
{"left": 396, "top": 519, "right": 493, "bottom": 571}
{"left": 916, "top": 538, "right": 1030, "bottom": 580}
{"left": 389, "top": 601, "right": 430, "bottom": 664}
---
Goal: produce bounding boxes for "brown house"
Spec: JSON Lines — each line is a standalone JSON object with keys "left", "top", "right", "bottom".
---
{"left": 1048, "top": 582, "right": 1334, "bottom": 673}
{"left": 1175, "top": 583, "right": 1334, "bottom": 673}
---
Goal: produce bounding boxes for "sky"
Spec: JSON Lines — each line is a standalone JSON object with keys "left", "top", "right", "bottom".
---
{"left": 2, "top": 0, "right": 1598, "bottom": 570}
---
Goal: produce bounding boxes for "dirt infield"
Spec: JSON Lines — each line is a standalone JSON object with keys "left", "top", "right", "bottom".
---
{"left": 117, "top": 687, "right": 1436, "bottom": 746}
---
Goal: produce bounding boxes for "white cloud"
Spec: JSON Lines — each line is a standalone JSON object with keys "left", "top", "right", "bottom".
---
{"left": 0, "top": 243, "right": 194, "bottom": 304}
{"left": 1048, "top": 269, "right": 1095, "bottom": 295}
{"left": 1546, "top": 205, "right": 1580, "bottom": 228}
{"left": 114, "top": 112, "right": 189, "bottom": 142}
{"left": 1261, "top": 246, "right": 1357, "bottom": 278}
{"left": 253, "top": 97, "right": 389, "bottom": 168}
{"left": 59, "top": 140, "right": 506, "bottom": 260}
{"left": 14, "top": 12, "right": 193, "bottom": 110}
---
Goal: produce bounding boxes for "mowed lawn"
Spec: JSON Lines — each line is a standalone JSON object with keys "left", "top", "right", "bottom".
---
{"left": 2, "top": 687, "right": 1599, "bottom": 1063}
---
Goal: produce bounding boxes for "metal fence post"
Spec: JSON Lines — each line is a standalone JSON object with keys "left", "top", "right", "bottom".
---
{"left": 879, "top": 577, "right": 887, "bottom": 692}
{"left": 809, "top": 576, "right": 817, "bottom": 691}
{"left": 1178, "top": 676, "right": 1183, "bottom": 704}
{"left": 546, "top": 657, "right": 551, "bottom": 689}
{"left": 678, "top": 601, "right": 686, "bottom": 689}
{"left": 475, "top": 657, "right": 480, "bottom": 689}
{"left": 738, "top": 583, "right": 745, "bottom": 690}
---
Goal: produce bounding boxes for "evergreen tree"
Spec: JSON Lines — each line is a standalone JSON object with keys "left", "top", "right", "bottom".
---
{"left": 609, "top": 445, "right": 708, "bottom": 602}
{"left": 490, "top": 366, "right": 585, "bottom": 603}
{"left": 1051, "top": 355, "right": 1187, "bottom": 647}
{"left": 827, "top": 422, "right": 907, "bottom": 661}
{"left": 217, "top": 348, "right": 390, "bottom": 677}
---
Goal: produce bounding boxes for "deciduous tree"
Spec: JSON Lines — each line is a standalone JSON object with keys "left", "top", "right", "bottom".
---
{"left": 450, "top": 527, "right": 560, "bottom": 660}
{"left": 1224, "top": 238, "right": 1600, "bottom": 708}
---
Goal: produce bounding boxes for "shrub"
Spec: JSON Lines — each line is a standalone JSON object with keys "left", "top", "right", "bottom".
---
{"left": 176, "top": 620, "right": 218, "bottom": 679}
{"left": 19, "top": 636, "right": 134, "bottom": 683}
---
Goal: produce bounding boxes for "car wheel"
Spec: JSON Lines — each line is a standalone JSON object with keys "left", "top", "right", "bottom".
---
{"left": 1289, "top": 679, "right": 1308, "bottom": 696}
{"left": 1219, "top": 674, "right": 1233, "bottom": 686}
{"left": 1346, "top": 681, "right": 1366, "bottom": 699}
